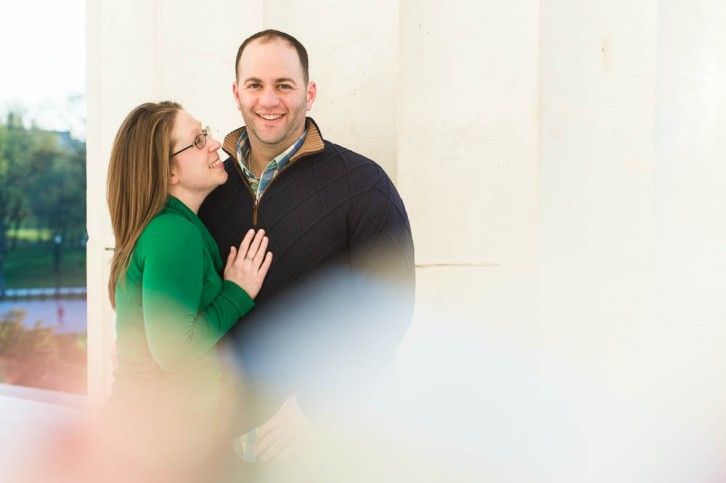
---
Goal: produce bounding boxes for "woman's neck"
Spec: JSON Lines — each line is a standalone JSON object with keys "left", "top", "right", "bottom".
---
{"left": 169, "top": 188, "right": 203, "bottom": 214}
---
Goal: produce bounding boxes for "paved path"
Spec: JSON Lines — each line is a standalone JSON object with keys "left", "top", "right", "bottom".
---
{"left": 0, "top": 299, "right": 87, "bottom": 334}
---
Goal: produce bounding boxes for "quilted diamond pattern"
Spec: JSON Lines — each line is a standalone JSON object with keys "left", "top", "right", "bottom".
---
{"left": 198, "top": 126, "right": 415, "bottom": 428}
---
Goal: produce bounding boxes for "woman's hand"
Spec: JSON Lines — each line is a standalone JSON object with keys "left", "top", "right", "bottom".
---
{"left": 224, "top": 229, "right": 273, "bottom": 299}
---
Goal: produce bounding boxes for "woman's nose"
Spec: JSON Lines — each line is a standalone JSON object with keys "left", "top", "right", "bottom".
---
{"left": 208, "top": 135, "right": 222, "bottom": 150}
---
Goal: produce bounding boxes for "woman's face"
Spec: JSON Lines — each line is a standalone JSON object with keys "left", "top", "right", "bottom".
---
{"left": 169, "top": 110, "right": 226, "bottom": 200}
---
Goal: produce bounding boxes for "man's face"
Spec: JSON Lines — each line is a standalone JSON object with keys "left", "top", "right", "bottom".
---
{"left": 233, "top": 39, "right": 316, "bottom": 157}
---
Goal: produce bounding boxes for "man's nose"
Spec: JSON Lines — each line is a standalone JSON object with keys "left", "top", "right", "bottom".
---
{"left": 259, "top": 86, "right": 280, "bottom": 107}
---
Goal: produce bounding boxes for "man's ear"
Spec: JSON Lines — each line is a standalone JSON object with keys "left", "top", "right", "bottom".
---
{"left": 233, "top": 81, "right": 242, "bottom": 110}
{"left": 306, "top": 81, "right": 317, "bottom": 111}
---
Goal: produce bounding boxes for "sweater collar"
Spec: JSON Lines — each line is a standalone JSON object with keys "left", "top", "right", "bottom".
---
{"left": 166, "top": 196, "right": 223, "bottom": 270}
{"left": 222, "top": 117, "right": 325, "bottom": 165}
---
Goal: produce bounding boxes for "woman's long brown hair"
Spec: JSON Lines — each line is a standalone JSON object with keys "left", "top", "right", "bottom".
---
{"left": 107, "top": 101, "right": 182, "bottom": 307}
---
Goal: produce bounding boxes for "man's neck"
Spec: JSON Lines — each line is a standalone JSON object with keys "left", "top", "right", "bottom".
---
{"left": 246, "top": 128, "right": 305, "bottom": 178}
{"left": 247, "top": 148, "right": 272, "bottom": 178}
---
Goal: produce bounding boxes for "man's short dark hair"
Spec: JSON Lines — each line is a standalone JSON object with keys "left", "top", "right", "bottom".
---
{"left": 235, "top": 29, "right": 309, "bottom": 84}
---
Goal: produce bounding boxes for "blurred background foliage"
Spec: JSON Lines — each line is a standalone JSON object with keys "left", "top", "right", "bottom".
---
{"left": 0, "top": 106, "right": 87, "bottom": 393}
{"left": 0, "top": 110, "right": 87, "bottom": 292}
{"left": 0, "top": 310, "right": 86, "bottom": 393}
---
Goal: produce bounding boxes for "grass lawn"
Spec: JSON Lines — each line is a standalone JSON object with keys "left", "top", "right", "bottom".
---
{"left": 3, "top": 244, "right": 86, "bottom": 288}
{"left": 5, "top": 228, "right": 52, "bottom": 242}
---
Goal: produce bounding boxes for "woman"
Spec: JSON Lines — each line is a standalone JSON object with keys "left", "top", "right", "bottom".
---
{"left": 102, "top": 101, "right": 271, "bottom": 481}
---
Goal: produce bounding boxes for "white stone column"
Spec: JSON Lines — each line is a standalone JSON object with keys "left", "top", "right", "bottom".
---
{"left": 538, "top": 1, "right": 663, "bottom": 478}
{"left": 654, "top": 0, "right": 726, "bottom": 479}
{"left": 86, "top": 0, "right": 164, "bottom": 405}
{"left": 396, "top": 0, "right": 541, "bottom": 353}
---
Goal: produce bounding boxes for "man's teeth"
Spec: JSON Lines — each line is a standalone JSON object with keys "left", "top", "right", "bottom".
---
{"left": 209, "top": 159, "right": 222, "bottom": 168}
{"left": 259, "top": 114, "right": 282, "bottom": 120}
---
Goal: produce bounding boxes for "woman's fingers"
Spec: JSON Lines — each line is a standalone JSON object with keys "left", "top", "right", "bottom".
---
{"left": 230, "top": 230, "right": 272, "bottom": 284}
{"left": 238, "top": 229, "right": 255, "bottom": 260}
{"left": 245, "top": 229, "right": 265, "bottom": 262}
{"left": 258, "top": 252, "right": 273, "bottom": 276}
{"left": 251, "top": 236, "right": 269, "bottom": 268}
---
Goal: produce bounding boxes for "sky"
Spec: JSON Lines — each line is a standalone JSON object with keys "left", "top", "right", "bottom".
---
{"left": 0, "top": 0, "right": 86, "bottom": 139}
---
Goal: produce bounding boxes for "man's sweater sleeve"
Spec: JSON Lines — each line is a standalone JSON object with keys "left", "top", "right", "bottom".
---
{"left": 139, "top": 215, "right": 255, "bottom": 372}
{"left": 347, "top": 166, "right": 416, "bottom": 361}
{"left": 296, "top": 166, "right": 416, "bottom": 416}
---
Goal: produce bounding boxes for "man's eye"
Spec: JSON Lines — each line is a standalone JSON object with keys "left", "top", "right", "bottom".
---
{"left": 247, "top": 83, "right": 261, "bottom": 89}
{"left": 278, "top": 84, "right": 292, "bottom": 90}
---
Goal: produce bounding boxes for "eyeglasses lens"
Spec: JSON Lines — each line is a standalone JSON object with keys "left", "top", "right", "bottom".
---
{"left": 195, "top": 127, "right": 209, "bottom": 149}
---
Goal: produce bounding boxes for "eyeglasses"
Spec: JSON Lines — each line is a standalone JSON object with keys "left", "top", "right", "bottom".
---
{"left": 171, "top": 126, "right": 210, "bottom": 157}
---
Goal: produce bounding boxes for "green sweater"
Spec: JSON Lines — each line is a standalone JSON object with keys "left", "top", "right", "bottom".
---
{"left": 107, "top": 197, "right": 254, "bottom": 465}
{"left": 114, "top": 195, "right": 253, "bottom": 376}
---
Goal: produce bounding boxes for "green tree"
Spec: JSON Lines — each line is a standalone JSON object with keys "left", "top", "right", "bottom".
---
{"left": 0, "top": 110, "right": 87, "bottom": 293}
{"left": 0, "top": 112, "right": 33, "bottom": 294}
{"left": 28, "top": 130, "right": 87, "bottom": 243}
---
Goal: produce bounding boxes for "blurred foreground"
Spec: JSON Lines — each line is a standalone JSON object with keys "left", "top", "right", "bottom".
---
{"left": 8, "top": 261, "right": 726, "bottom": 482}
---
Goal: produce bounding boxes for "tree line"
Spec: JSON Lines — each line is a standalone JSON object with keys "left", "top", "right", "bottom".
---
{"left": 0, "top": 111, "right": 86, "bottom": 293}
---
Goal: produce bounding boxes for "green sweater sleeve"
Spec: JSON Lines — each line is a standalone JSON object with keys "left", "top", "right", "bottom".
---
{"left": 138, "top": 214, "right": 254, "bottom": 372}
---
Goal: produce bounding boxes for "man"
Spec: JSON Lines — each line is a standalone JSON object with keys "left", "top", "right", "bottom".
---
{"left": 199, "top": 29, "right": 415, "bottom": 477}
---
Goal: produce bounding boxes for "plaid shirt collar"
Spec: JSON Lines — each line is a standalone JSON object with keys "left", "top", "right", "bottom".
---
{"left": 235, "top": 127, "right": 308, "bottom": 199}
{"left": 222, "top": 117, "right": 326, "bottom": 186}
